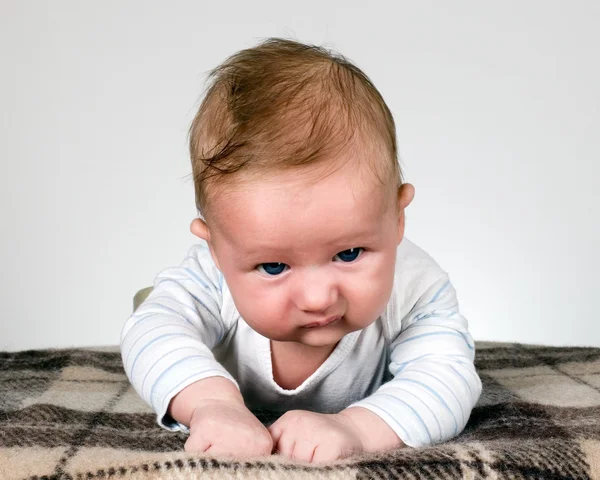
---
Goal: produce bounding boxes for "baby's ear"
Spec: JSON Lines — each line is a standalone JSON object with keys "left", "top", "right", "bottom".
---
{"left": 397, "top": 183, "right": 415, "bottom": 211}
{"left": 396, "top": 183, "right": 415, "bottom": 243}
{"left": 190, "top": 218, "right": 210, "bottom": 241}
{"left": 190, "top": 218, "right": 222, "bottom": 270}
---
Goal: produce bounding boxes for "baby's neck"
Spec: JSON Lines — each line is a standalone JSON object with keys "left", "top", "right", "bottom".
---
{"left": 270, "top": 340, "right": 338, "bottom": 390}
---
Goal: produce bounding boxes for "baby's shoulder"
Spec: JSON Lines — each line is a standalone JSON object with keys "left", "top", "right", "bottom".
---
{"left": 396, "top": 237, "right": 443, "bottom": 269}
{"left": 179, "top": 241, "right": 240, "bottom": 331}
{"left": 183, "top": 241, "right": 222, "bottom": 282}
{"left": 381, "top": 238, "right": 449, "bottom": 335}
{"left": 394, "top": 237, "right": 447, "bottom": 284}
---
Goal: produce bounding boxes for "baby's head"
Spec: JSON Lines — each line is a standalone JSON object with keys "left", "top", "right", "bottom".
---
{"left": 188, "top": 38, "right": 414, "bottom": 350}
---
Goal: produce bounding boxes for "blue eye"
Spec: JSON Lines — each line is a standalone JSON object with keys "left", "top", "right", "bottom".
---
{"left": 257, "top": 262, "right": 288, "bottom": 276}
{"left": 256, "top": 249, "right": 363, "bottom": 276}
{"left": 335, "top": 248, "right": 363, "bottom": 262}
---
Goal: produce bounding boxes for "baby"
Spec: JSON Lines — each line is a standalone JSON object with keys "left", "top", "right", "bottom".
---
{"left": 121, "top": 37, "right": 481, "bottom": 463}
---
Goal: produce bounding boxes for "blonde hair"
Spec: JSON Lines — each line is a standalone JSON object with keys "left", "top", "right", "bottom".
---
{"left": 189, "top": 37, "right": 402, "bottom": 218}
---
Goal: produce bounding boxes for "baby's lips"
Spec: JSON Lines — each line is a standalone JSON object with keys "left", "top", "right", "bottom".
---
{"left": 302, "top": 316, "right": 341, "bottom": 328}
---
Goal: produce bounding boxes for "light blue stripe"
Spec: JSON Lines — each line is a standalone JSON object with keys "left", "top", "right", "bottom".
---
{"left": 428, "top": 280, "right": 450, "bottom": 304}
{"left": 147, "top": 293, "right": 221, "bottom": 341}
{"left": 391, "top": 377, "right": 458, "bottom": 436}
{"left": 128, "top": 332, "right": 196, "bottom": 379}
{"left": 450, "top": 364, "right": 481, "bottom": 399}
{"left": 183, "top": 255, "right": 222, "bottom": 293}
{"left": 415, "top": 311, "right": 436, "bottom": 322}
{"left": 448, "top": 365, "right": 473, "bottom": 397}
{"left": 404, "top": 321, "right": 466, "bottom": 335}
{"left": 147, "top": 294, "right": 201, "bottom": 314}
{"left": 130, "top": 311, "right": 170, "bottom": 322}
{"left": 187, "top": 291, "right": 220, "bottom": 319}
{"left": 412, "top": 312, "right": 457, "bottom": 323}
{"left": 392, "top": 353, "right": 472, "bottom": 376}
{"left": 129, "top": 309, "right": 220, "bottom": 344}
{"left": 138, "top": 300, "right": 194, "bottom": 325}
{"left": 155, "top": 276, "right": 217, "bottom": 307}
{"left": 123, "top": 322, "right": 196, "bottom": 367}
{"left": 154, "top": 278, "right": 221, "bottom": 324}
{"left": 182, "top": 255, "right": 204, "bottom": 272}
{"left": 392, "top": 353, "right": 436, "bottom": 375}
{"left": 410, "top": 369, "right": 467, "bottom": 427}
{"left": 395, "top": 386, "right": 443, "bottom": 442}
{"left": 368, "top": 392, "right": 432, "bottom": 444}
{"left": 140, "top": 345, "right": 199, "bottom": 396}
{"left": 152, "top": 361, "right": 219, "bottom": 411}
{"left": 396, "top": 331, "right": 474, "bottom": 351}
{"left": 354, "top": 399, "right": 413, "bottom": 445}
{"left": 183, "top": 267, "right": 211, "bottom": 290}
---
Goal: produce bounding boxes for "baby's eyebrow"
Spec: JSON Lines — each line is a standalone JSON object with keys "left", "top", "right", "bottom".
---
{"left": 242, "top": 246, "right": 287, "bottom": 258}
{"left": 241, "top": 231, "right": 379, "bottom": 258}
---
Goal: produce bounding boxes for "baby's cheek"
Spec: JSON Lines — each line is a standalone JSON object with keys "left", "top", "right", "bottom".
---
{"left": 229, "top": 283, "right": 264, "bottom": 321}
{"left": 238, "top": 286, "right": 288, "bottom": 330}
{"left": 351, "top": 266, "right": 394, "bottom": 323}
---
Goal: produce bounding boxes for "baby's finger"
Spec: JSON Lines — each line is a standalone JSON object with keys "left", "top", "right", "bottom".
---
{"left": 291, "top": 440, "right": 317, "bottom": 463}
{"left": 275, "top": 434, "right": 296, "bottom": 459}
{"left": 203, "top": 442, "right": 260, "bottom": 459}
{"left": 267, "top": 422, "right": 283, "bottom": 448}
{"left": 184, "top": 434, "right": 210, "bottom": 453}
{"left": 203, "top": 444, "right": 240, "bottom": 460}
{"left": 311, "top": 445, "right": 342, "bottom": 464}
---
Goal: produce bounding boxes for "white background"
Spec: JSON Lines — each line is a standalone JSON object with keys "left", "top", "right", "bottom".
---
{"left": 1, "top": 1, "right": 598, "bottom": 350}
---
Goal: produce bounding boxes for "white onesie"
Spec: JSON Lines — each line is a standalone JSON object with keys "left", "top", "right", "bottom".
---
{"left": 120, "top": 238, "right": 481, "bottom": 447}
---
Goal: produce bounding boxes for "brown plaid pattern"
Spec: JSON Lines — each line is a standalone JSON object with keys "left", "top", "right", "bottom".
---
{"left": 1, "top": 342, "right": 599, "bottom": 479}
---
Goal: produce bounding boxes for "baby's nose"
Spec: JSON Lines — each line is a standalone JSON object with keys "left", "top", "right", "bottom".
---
{"left": 294, "top": 269, "right": 338, "bottom": 312}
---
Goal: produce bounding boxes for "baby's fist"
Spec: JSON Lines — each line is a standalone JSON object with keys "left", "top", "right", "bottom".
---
{"left": 268, "top": 410, "right": 363, "bottom": 463}
{"left": 186, "top": 402, "right": 273, "bottom": 458}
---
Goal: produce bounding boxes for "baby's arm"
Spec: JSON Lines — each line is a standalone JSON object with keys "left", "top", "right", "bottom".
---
{"left": 169, "top": 376, "right": 272, "bottom": 455}
{"left": 270, "top": 275, "right": 480, "bottom": 461}
{"left": 120, "top": 244, "right": 271, "bottom": 456}
{"left": 348, "top": 275, "right": 482, "bottom": 448}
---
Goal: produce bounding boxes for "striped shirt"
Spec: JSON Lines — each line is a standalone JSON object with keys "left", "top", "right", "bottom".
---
{"left": 120, "top": 238, "right": 481, "bottom": 447}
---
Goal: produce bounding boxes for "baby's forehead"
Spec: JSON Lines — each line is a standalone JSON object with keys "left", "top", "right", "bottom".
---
{"left": 207, "top": 162, "right": 396, "bottom": 232}
{"left": 207, "top": 174, "right": 396, "bottom": 260}
{"left": 222, "top": 158, "right": 388, "bottom": 196}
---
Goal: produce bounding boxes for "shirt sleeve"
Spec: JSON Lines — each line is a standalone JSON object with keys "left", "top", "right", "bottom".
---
{"left": 120, "top": 242, "right": 238, "bottom": 432}
{"left": 349, "top": 275, "right": 482, "bottom": 447}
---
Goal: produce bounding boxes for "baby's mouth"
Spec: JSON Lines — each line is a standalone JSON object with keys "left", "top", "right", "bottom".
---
{"left": 302, "top": 316, "right": 341, "bottom": 328}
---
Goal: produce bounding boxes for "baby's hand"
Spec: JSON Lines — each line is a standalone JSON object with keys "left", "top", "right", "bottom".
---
{"left": 268, "top": 410, "right": 364, "bottom": 463}
{"left": 185, "top": 401, "right": 273, "bottom": 458}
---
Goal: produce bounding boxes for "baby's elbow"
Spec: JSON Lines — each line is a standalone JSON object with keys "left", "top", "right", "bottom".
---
{"left": 473, "top": 369, "right": 483, "bottom": 405}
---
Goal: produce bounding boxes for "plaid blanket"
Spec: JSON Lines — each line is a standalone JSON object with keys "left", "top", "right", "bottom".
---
{"left": 1, "top": 342, "right": 599, "bottom": 479}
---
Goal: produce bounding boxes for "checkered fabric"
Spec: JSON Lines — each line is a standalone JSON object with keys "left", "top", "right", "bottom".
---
{"left": 1, "top": 342, "right": 599, "bottom": 479}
